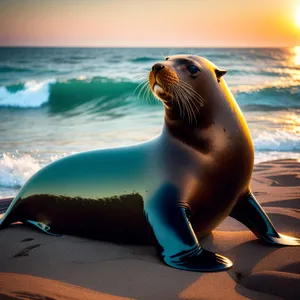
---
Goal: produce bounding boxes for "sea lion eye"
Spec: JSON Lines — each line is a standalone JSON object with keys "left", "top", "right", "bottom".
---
{"left": 165, "top": 57, "right": 169, "bottom": 61}
{"left": 187, "top": 65, "right": 200, "bottom": 75}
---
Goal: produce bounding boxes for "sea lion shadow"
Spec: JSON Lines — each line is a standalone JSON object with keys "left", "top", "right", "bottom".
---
{"left": 233, "top": 241, "right": 292, "bottom": 298}
{"left": 115, "top": 232, "right": 281, "bottom": 299}
{"left": 202, "top": 232, "right": 281, "bottom": 274}
{"left": 280, "top": 261, "right": 300, "bottom": 273}
{"left": 91, "top": 248, "right": 208, "bottom": 300}
{"left": 263, "top": 198, "right": 300, "bottom": 210}
{"left": 200, "top": 231, "right": 286, "bottom": 298}
{"left": 230, "top": 238, "right": 300, "bottom": 299}
{"left": 124, "top": 235, "right": 288, "bottom": 299}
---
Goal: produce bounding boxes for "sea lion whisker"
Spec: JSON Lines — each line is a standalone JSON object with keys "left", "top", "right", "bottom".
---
{"left": 141, "top": 83, "right": 151, "bottom": 103}
{"left": 144, "top": 86, "right": 150, "bottom": 103}
{"left": 183, "top": 89, "right": 201, "bottom": 119}
{"left": 148, "top": 85, "right": 157, "bottom": 102}
{"left": 175, "top": 85, "right": 194, "bottom": 123}
{"left": 179, "top": 84, "right": 201, "bottom": 124}
{"left": 135, "top": 81, "right": 148, "bottom": 97}
{"left": 177, "top": 85, "right": 197, "bottom": 124}
{"left": 160, "top": 51, "right": 167, "bottom": 59}
{"left": 135, "top": 79, "right": 148, "bottom": 96}
{"left": 179, "top": 86, "right": 204, "bottom": 110}
{"left": 178, "top": 81, "right": 202, "bottom": 101}
{"left": 132, "top": 73, "right": 148, "bottom": 80}
{"left": 172, "top": 86, "right": 182, "bottom": 118}
{"left": 184, "top": 93, "right": 198, "bottom": 124}
{"left": 179, "top": 81, "right": 203, "bottom": 100}
{"left": 180, "top": 81, "right": 205, "bottom": 107}
{"left": 169, "top": 86, "right": 178, "bottom": 108}
{"left": 174, "top": 85, "right": 191, "bottom": 123}
{"left": 185, "top": 94, "right": 194, "bottom": 124}
{"left": 176, "top": 84, "right": 200, "bottom": 121}
{"left": 179, "top": 80, "right": 201, "bottom": 96}
{"left": 137, "top": 81, "right": 150, "bottom": 99}
{"left": 167, "top": 49, "right": 174, "bottom": 57}
{"left": 138, "top": 86, "right": 149, "bottom": 102}
{"left": 170, "top": 87, "right": 175, "bottom": 106}
{"left": 140, "top": 83, "right": 153, "bottom": 105}
{"left": 135, "top": 76, "right": 148, "bottom": 83}
{"left": 133, "top": 75, "right": 148, "bottom": 87}
{"left": 146, "top": 82, "right": 155, "bottom": 103}
{"left": 173, "top": 87, "right": 185, "bottom": 119}
{"left": 145, "top": 85, "right": 153, "bottom": 104}
{"left": 177, "top": 89, "right": 185, "bottom": 118}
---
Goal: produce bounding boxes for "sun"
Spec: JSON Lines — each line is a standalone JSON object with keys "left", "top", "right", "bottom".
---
{"left": 296, "top": 4, "right": 300, "bottom": 28}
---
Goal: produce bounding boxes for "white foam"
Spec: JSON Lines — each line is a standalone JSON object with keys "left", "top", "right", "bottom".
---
{"left": 254, "top": 131, "right": 300, "bottom": 151}
{"left": 0, "top": 80, "right": 55, "bottom": 108}
{"left": 0, "top": 153, "right": 41, "bottom": 188}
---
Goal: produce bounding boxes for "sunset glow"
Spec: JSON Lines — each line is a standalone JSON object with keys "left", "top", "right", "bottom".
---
{"left": 0, "top": 0, "right": 300, "bottom": 47}
{"left": 296, "top": 4, "right": 300, "bottom": 28}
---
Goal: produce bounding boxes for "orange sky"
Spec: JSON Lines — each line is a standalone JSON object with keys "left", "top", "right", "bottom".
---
{"left": 1, "top": 0, "right": 300, "bottom": 47}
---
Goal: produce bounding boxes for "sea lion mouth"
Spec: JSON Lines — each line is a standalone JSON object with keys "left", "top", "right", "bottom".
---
{"left": 153, "top": 83, "right": 164, "bottom": 94}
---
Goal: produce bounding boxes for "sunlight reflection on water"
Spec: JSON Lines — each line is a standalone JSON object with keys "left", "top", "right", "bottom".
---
{"left": 294, "top": 46, "right": 300, "bottom": 65}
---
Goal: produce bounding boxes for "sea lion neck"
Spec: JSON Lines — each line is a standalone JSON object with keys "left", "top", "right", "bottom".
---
{"left": 163, "top": 101, "right": 213, "bottom": 129}
{"left": 163, "top": 115, "right": 214, "bottom": 154}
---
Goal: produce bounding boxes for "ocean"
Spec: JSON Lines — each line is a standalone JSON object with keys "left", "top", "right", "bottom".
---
{"left": 0, "top": 47, "right": 299, "bottom": 198}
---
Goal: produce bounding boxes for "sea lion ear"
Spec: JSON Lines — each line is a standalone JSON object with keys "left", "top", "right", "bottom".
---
{"left": 215, "top": 69, "right": 227, "bottom": 82}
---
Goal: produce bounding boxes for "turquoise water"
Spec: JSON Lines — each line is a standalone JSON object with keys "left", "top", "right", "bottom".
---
{"left": 0, "top": 47, "right": 299, "bottom": 197}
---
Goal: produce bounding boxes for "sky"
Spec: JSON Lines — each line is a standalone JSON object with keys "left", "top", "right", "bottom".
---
{"left": 1, "top": 0, "right": 300, "bottom": 47}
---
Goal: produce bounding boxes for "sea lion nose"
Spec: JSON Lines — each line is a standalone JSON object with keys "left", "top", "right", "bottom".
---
{"left": 152, "top": 63, "right": 165, "bottom": 72}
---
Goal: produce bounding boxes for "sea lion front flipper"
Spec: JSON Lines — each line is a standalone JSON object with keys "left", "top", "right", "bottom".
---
{"left": 145, "top": 184, "right": 232, "bottom": 272}
{"left": 230, "top": 192, "right": 300, "bottom": 246}
{"left": 26, "top": 220, "right": 62, "bottom": 237}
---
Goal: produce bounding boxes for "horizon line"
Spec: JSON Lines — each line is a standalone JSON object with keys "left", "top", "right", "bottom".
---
{"left": 0, "top": 45, "right": 299, "bottom": 49}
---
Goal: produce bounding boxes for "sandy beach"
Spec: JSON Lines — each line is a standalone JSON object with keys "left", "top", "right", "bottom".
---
{"left": 0, "top": 159, "right": 299, "bottom": 300}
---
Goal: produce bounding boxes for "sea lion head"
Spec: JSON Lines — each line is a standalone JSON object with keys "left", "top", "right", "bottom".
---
{"left": 148, "top": 55, "right": 227, "bottom": 124}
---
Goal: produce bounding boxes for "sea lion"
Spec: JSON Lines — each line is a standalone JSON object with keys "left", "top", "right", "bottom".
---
{"left": 0, "top": 55, "right": 299, "bottom": 272}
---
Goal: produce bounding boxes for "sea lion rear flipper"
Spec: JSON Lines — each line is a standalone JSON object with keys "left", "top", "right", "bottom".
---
{"left": 230, "top": 192, "right": 300, "bottom": 246}
{"left": 26, "top": 220, "right": 62, "bottom": 237}
{"left": 145, "top": 184, "right": 232, "bottom": 272}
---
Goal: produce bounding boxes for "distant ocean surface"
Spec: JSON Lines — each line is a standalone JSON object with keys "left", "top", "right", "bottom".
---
{"left": 0, "top": 47, "right": 300, "bottom": 197}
